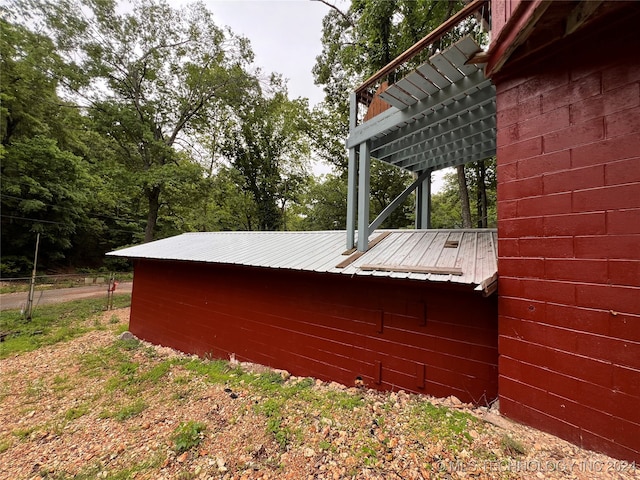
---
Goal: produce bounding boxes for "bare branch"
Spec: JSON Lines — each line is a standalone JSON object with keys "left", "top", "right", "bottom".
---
{"left": 311, "top": 0, "right": 354, "bottom": 28}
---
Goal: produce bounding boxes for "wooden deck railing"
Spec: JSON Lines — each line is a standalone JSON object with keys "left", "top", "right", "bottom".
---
{"left": 354, "top": 0, "right": 490, "bottom": 107}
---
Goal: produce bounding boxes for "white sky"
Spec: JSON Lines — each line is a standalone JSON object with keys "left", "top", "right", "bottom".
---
{"left": 202, "top": 0, "right": 330, "bottom": 106}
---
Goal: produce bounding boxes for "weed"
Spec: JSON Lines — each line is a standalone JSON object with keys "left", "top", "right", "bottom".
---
{"left": 92, "top": 316, "right": 104, "bottom": 329}
{"left": 0, "top": 439, "right": 12, "bottom": 453}
{"left": 25, "top": 378, "right": 46, "bottom": 401}
{"left": 12, "top": 426, "right": 38, "bottom": 440}
{"left": 325, "top": 390, "right": 363, "bottom": 410}
{"left": 172, "top": 421, "right": 207, "bottom": 453}
{"left": 360, "top": 444, "right": 378, "bottom": 467}
{"left": 64, "top": 404, "right": 90, "bottom": 421}
{"left": 100, "top": 399, "right": 147, "bottom": 421}
{"left": 318, "top": 439, "right": 333, "bottom": 451}
{"left": 109, "top": 314, "right": 120, "bottom": 324}
{"left": 64, "top": 454, "right": 163, "bottom": 480}
{"left": 410, "top": 400, "right": 478, "bottom": 452}
{"left": 114, "top": 323, "right": 130, "bottom": 335}
{"left": 501, "top": 434, "right": 526, "bottom": 457}
{"left": 52, "top": 374, "right": 72, "bottom": 393}
{"left": 140, "top": 360, "right": 172, "bottom": 384}
{"left": 116, "top": 337, "right": 141, "bottom": 351}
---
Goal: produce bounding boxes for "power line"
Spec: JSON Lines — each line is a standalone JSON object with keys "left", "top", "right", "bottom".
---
{"left": 0, "top": 193, "right": 143, "bottom": 224}
{"left": 0, "top": 214, "right": 63, "bottom": 225}
{"left": 0, "top": 214, "right": 141, "bottom": 235}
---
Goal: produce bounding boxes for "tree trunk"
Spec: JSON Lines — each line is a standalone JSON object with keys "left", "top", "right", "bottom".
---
{"left": 144, "top": 185, "right": 161, "bottom": 243}
{"left": 457, "top": 164, "right": 472, "bottom": 228}
{"left": 476, "top": 160, "right": 487, "bottom": 228}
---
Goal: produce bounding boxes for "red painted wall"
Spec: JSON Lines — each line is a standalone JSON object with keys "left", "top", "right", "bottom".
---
{"left": 490, "top": 0, "right": 522, "bottom": 41}
{"left": 495, "top": 16, "right": 640, "bottom": 461}
{"left": 129, "top": 259, "right": 498, "bottom": 404}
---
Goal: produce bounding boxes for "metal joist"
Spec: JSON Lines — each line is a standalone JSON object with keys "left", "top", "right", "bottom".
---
{"left": 371, "top": 90, "right": 495, "bottom": 155}
{"left": 347, "top": 69, "right": 491, "bottom": 150}
{"left": 373, "top": 113, "right": 495, "bottom": 165}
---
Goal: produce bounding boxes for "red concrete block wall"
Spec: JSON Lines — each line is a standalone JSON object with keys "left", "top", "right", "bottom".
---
{"left": 495, "top": 19, "right": 640, "bottom": 461}
{"left": 129, "top": 259, "right": 498, "bottom": 404}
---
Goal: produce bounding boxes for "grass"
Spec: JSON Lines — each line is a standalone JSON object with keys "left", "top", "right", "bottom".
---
{"left": 172, "top": 421, "right": 207, "bottom": 453}
{"left": 409, "top": 400, "right": 479, "bottom": 452}
{"left": 0, "top": 297, "right": 530, "bottom": 479}
{"left": 100, "top": 399, "right": 148, "bottom": 421}
{"left": 0, "top": 295, "right": 131, "bottom": 359}
{"left": 501, "top": 434, "right": 526, "bottom": 457}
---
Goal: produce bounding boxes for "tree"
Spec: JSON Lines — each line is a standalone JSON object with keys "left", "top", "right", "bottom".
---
{"left": 223, "top": 81, "right": 312, "bottom": 231}
{"left": 313, "top": 0, "right": 467, "bottom": 108}
{"left": 0, "top": 16, "right": 101, "bottom": 273}
{"left": 431, "top": 158, "right": 497, "bottom": 229}
{"left": 1, "top": 136, "right": 92, "bottom": 271}
{"left": 15, "top": 0, "right": 255, "bottom": 242}
{"left": 301, "top": 174, "right": 348, "bottom": 230}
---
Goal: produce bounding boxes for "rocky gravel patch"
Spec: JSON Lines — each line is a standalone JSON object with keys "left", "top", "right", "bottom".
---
{"left": 0, "top": 308, "right": 637, "bottom": 480}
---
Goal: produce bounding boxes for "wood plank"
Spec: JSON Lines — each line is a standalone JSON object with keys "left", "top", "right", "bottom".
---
{"left": 416, "top": 62, "right": 451, "bottom": 89}
{"left": 378, "top": 91, "right": 409, "bottom": 110}
{"left": 455, "top": 35, "right": 483, "bottom": 58}
{"left": 383, "top": 85, "right": 418, "bottom": 106}
{"left": 336, "top": 231, "right": 392, "bottom": 268}
{"left": 430, "top": 53, "right": 464, "bottom": 82}
{"left": 405, "top": 71, "right": 439, "bottom": 95}
{"left": 475, "top": 272, "right": 498, "bottom": 297}
{"left": 443, "top": 43, "right": 480, "bottom": 75}
{"left": 360, "top": 264, "right": 464, "bottom": 275}
{"left": 395, "top": 78, "right": 429, "bottom": 100}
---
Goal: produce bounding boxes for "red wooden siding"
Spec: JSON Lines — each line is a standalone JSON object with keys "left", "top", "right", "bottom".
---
{"left": 490, "top": 0, "right": 522, "bottom": 41}
{"left": 495, "top": 15, "right": 640, "bottom": 462}
{"left": 129, "top": 259, "right": 498, "bottom": 404}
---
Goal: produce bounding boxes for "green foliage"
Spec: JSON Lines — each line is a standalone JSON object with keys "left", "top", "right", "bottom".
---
{"left": 224, "top": 82, "right": 312, "bottom": 231}
{"left": 313, "top": 0, "right": 470, "bottom": 107}
{"left": 410, "top": 400, "right": 478, "bottom": 451}
{"left": 501, "top": 434, "right": 526, "bottom": 457}
{"left": 1, "top": 136, "right": 92, "bottom": 261}
{"left": 171, "top": 421, "right": 207, "bottom": 453}
{"left": 432, "top": 159, "right": 497, "bottom": 229}
{"left": 100, "top": 399, "right": 147, "bottom": 421}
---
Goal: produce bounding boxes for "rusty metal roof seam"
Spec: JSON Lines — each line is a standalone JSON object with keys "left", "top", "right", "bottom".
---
{"left": 107, "top": 229, "right": 497, "bottom": 288}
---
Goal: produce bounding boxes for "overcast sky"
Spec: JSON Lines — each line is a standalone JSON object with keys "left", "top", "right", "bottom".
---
{"left": 201, "top": 0, "right": 331, "bottom": 106}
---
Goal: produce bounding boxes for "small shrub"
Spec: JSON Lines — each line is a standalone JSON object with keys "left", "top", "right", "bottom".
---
{"left": 501, "top": 434, "right": 526, "bottom": 457}
{"left": 172, "top": 421, "right": 207, "bottom": 453}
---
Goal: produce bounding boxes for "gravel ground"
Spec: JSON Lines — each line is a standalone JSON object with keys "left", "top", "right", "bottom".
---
{"left": 0, "top": 308, "right": 637, "bottom": 480}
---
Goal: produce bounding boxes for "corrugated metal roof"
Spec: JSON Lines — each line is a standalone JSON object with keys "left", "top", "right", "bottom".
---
{"left": 108, "top": 229, "right": 497, "bottom": 291}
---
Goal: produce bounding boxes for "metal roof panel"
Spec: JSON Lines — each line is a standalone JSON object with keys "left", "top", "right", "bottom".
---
{"left": 109, "top": 229, "right": 497, "bottom": 290}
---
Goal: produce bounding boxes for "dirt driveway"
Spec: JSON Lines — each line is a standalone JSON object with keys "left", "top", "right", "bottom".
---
{"left": 0, "top": 282, "right": 133, "bottom": 311}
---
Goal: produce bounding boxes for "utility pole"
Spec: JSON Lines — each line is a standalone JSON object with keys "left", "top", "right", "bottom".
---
{"left": 25, "top": 232, "right": 40, "bottom": 320}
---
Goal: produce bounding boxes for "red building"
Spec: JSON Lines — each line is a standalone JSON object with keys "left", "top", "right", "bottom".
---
{"left": 110, "top": 0, "right": 640, "bottom": 463}
{"left": 111, "top": 230, "right": 499, "bottom": 404}
{"left": 486, "top": 0, "right": 640, "bottom": 463}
